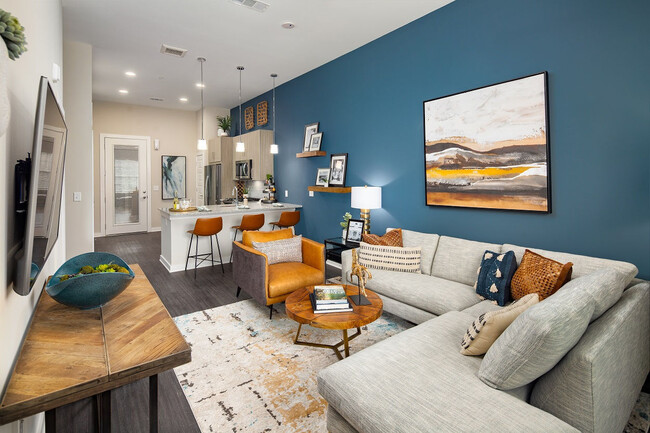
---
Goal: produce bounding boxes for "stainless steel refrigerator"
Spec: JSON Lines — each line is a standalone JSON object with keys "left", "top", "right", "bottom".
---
{"left": 204, "top": 163, "right": 221, "bottom": 205}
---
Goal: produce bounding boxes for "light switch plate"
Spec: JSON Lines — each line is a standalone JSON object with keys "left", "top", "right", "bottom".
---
{"left": 284, "top": 190, "right": 288, "bottom": 198}
{"left": 73, "top": 192, "right": 82, "bottom": 202}
{"left": 309, "top": 191, "right": 314, "bottom": 197}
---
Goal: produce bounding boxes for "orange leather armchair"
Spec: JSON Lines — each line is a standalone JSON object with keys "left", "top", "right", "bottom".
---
{"left": 232, "top": 228, "right": 325, "bottom": 319}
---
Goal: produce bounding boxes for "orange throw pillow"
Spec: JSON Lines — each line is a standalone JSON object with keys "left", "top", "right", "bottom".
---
{"left": 362, "top": 228, "right": 403, "bottom": 247}
{"left": 511, "top": 249, "right": 573, "bottom": 300}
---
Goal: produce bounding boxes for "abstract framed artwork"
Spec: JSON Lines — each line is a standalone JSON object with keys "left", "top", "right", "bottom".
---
{"left": 423, "top": 72, "right": 551, "bottom": 213}
{"left": 162, "top": 155, "right": 186, "bottom": 199}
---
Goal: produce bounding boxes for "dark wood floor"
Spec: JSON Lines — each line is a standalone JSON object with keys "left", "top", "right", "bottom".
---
{"left": 56, "top": 231, "right": 339, "bottom": 432}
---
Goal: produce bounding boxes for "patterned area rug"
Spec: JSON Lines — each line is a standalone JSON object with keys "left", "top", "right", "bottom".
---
{"left": 173, "top": 300, "right": 411, "bottom": 432}
{"left": 173, "top": 300, "right": 650, "bottom": 433}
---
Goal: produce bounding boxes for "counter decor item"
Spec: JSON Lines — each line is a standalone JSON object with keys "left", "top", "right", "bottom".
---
{"left": 303, "top": 122, "right": 319, "bottom": 152}
{"left": 46, "top": 252, "right": 135, "bottom": 310}
{"left": 0, "top": 9, "right": 27, "bottom": 60}
{"left": 424, "top": 72, "right": 550, "bottom": 212}
{"left": 329, "top": 153, "right": 348, "bottom": 187}
{"left": 315, "top": 168, "right": 330, "bottom": 187}
{"left": 162, "top": 155, "right": 186, "bottom": 200}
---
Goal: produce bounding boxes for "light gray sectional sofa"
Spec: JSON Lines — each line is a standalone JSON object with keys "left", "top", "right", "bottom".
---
{"left": 317, "top": 229, "right": 649, "bottom": 433}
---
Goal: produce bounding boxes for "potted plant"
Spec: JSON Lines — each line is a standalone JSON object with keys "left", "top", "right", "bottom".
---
{"left": 217, "top": 115, "right": 231, "bottom": 137}
{"left": 340, "top": 212, "right": 352, "bottom": 239}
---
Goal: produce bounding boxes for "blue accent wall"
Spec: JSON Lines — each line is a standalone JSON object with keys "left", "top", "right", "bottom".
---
{"left": 232, "top": 0, "right": 650, "bottom": 278}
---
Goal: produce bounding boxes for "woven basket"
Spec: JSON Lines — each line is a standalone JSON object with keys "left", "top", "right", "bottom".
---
{"left": 511, "top": 250, "right": 573, "bottom": 300}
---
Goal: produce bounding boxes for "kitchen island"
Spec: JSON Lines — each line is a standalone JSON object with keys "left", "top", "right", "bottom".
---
{"left": 159, "top": 202, "right": 302, "bottom": 272}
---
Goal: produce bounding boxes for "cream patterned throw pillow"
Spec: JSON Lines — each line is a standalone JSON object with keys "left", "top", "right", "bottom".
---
{"left": 253, "top": 235, "right": 302, "bottom": 265}
{"left": 358, "top": 242, "right": 421, "bottom": 273}
{"left": 460, "top": 293, "right": 539, "bottom": 356}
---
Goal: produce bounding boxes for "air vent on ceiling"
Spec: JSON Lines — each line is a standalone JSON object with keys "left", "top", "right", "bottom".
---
{"left": 231, "top": 0, "right": 269, "bottom": 12}
{"left": 160, "top": 44, "right": 188, "bottom": 57}
{"left": 150, "top": 97, "right": 164, "bottom": 102}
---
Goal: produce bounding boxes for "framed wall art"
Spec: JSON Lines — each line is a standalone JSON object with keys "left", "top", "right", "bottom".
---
{"left": 303, "top": 122, "right": 319, "bottom": 152}
{"left": 244, "top": 106, "right": 255, "bottom": 130}
{"left": 423, "top": 72, "right": 550, "bottom": 213}
{"left": 309, "top": 132, "right": 323, "bottom": 152}
{"left": 162, "top": 155, "right": 186, "bottom": 199}
{"left": 256, "top": 100, "right": 268, "bottom": 126}
{"left": 329, "top": 153, "right": 348, "bottom": 187}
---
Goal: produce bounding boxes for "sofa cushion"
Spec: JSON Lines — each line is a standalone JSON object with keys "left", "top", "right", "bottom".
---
{"left": 318, "top": 311, "right": 579, "bottom": 433}
{"left": 365, "top": 269, "right": 480, "bottom": 316}
{"left": 479, "top": 274, "right": 597, "bottom": 390}
{"left": 267, "top": 262, "right": 323, "bottom": 298}
{"left": 476, "top": 250, "right": 518, "bottom": 306}
{"left": 362, "top": 228, "right": 403, "bottom": 246}
{"left": 461, "top": 293, "right": 539, "bottom": 356}
{"left": 391, "top": 229, "right": 440, "bottom": 275}
{"left": 503, "top": 243, "right": 638, "bottom": 286}
{"left": 431, "top": 236, "right": 502, "bottom": 286}
{"left": 358, "top": 242, "right": 422, "bottom": 273}
{"left": 511, "top": 250, "right": 573, "bottom": 301}
{"left": 253, "top": 235, "right": 302, "bottom": 265}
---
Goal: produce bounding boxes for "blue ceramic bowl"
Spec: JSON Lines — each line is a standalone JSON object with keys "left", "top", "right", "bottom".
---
{"left": 46, "top": 252, "right": 135, "bottom": 309}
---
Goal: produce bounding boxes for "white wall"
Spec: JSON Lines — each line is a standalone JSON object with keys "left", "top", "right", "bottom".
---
{"left": 0, "top": 1, "right": 65, "bottom": 433}
{"left": 63, "top": 40, "right": 94, "bottom": 257}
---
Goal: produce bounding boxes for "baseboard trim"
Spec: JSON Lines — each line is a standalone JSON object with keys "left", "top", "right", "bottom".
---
{"left": 149, "top": 227, "right": 161, "bottom": 233}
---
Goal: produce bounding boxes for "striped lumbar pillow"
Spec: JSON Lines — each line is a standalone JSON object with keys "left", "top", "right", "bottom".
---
{"left": 358, "top": 242, "right": 421, "bottom": 273}
{"left": 460, "top": 293, "right": 539, "bottom": 356}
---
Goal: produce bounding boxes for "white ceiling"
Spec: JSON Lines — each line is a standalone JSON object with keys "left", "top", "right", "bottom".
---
{"left": 62, "top": 0, "right": 453, "bottom": 111}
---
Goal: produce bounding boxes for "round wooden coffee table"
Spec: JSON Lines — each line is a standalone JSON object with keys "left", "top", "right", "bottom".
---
{"left": 285, "top": 284, "right": 383, "bottom": 360}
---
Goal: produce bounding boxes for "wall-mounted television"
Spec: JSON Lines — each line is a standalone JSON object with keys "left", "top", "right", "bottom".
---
{"left": 14, "top": 77, "right": 67, "bottom": 295}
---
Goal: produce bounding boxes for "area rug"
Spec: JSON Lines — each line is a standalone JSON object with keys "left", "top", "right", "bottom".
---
{"left": 173, "top": 300, "right": 650, "bottom": 433}
{"left": 173, "top": 300, "right": 411, "bottom": 432}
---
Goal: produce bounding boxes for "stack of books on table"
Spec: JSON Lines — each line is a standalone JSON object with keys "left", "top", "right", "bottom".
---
{"left": 310, "top": 286, "right": 353, "bottom": 314}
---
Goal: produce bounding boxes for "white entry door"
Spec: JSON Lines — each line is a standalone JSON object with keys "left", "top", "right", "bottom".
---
{"left": 104, "top": 136, "right": 149, "bottom": 235}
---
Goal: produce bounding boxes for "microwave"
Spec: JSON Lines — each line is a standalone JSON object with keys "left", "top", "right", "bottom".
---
{"left": 235, "top": 159, "right": 252, "bottom": 180}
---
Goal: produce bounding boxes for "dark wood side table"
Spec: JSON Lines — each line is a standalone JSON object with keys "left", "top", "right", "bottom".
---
{"left": 324, "top": 237, "right": 359, "bottom": 265}
{"left": 0, "top": 264, "right": 191, "bottom": 433}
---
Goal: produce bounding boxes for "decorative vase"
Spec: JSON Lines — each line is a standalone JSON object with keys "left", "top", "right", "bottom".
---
{"left": 342, "top": 229, "right": 347, "bottom": 240}
{"left": 217, "top": 128, "right": 224, "bottom": 136}
{"left": 0, "top": 42, "right": 9, "bottom": 137}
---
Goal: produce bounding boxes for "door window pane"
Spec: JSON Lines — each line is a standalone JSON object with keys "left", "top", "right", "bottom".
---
{"left": 113, "top": 145, "right": 139, "bottom": 224}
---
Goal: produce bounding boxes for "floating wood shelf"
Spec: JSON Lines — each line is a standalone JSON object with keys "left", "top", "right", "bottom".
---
{"left": 296, "top": 151, "right": 327, "bottom": 158}
{"left": 308, "top": 186, "right": 351, "bottom": 193}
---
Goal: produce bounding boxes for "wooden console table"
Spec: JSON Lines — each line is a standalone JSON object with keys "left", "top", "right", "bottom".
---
{"left": 0, "top": 264, "right": 191, "bottom": 432}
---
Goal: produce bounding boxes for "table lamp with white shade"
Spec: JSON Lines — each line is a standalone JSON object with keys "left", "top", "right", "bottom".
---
{"left": 351, "top": 186, "right": 382, "bottom": 234}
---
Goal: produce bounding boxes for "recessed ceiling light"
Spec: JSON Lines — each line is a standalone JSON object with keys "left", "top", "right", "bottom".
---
{"left": 125, "top": 71, "right": 136, "bottom": 77}
{"left": 118, "top": 89, "right": 129, "bottom": 94}
{"left": 281, "top": 22, "right": 295, "bottom": 29}
{"left": 196, "top": 82, "right": 205, "bottom": 88}
{"left": 179, "top": 97, "right": 188, "bottom": 102}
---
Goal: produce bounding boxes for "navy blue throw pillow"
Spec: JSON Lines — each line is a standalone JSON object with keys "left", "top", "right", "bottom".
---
{"left": 475, "top": 250, "right": 518, "bottom": 306}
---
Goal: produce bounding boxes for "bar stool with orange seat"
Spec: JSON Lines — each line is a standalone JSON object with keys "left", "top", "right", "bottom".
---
{"left": 230, "top": 213, "right": 265, "bottom": 262}
{"left": 269, "top": 210, "right": 300, "bottom": 232}
{"left": 185, "top": 217, "right": 225, "bottom": 278}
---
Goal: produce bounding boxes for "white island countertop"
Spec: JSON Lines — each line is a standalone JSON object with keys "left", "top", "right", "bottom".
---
{"left": 159, "top": 201, "right": 302, "bottom": 272}
{"left": 159, "top": 202, "right": 302, "bottom": 219}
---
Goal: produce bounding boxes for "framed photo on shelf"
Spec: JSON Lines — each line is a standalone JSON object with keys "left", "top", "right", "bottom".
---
{"left": 161, "top": 155, "right": 186, "bottom": 200}
{"left": 328, "top": 153, "right": 348, "bottom": 187}
{"left": 303, "top": 122, "right": 319, "bottom": 152}
{"left": 315, "top": 168, "right": 330, "bottom": 187}
{"left": 345, "top": 219, "right": 365, "bottom": 244}
{"left": 309, "top": 132, "right": 323, "bottom": 151}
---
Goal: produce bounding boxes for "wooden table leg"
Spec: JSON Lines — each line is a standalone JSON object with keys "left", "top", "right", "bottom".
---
{"left": 99, "top": 390, "right": 111, "bottom": 432}
{"left": 45, "top": 408, "right": 56, "bottom": 432}
{"left": 343, "top": 329, "right": 350, "bottom": 358}
{"left": 150, "top": 374, "right": 159, "bottom": 433}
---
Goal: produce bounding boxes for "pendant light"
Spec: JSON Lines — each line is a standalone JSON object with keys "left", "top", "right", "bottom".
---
{"left": 236, "top": 66, "right": 245, "bottom": 153}
{"left": 197, "top": 57, "right": 208, "bottom": 150}
{"left": 270, "top": 73, "right": 278, "bottom": 154}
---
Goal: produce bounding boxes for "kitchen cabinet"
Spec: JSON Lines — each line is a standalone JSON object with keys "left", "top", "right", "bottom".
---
{"left": 208, "top": 136, "right": 230, "bottom": 163}
{"left": 231, "top": 130, "right": 274, "bottom": 181}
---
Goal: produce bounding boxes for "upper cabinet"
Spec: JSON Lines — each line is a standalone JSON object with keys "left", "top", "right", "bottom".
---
{"left": 208, "top": 136, "right": 229, "bottom": 163}
{"left": 231, "top": 130, "right": 274, "bottom": 181}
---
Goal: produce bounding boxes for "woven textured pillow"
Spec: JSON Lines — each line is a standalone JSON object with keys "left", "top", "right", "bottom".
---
{"left": 475, "top": 250, "right": 518, "bottom": 306}
{"left": 358, "top": 242, "right": 421, "bottom": 273}
{"left": 460, "top": 293, "right": 539, "bottom": 356}
{"left": 511, "top": 250, "right": 573, "bottom": 300}
{"left": 252, "top": 235, "right": 302, "bottom": 265}
{"left": 362, "top": 228, "right": 403, "bottom": 247}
